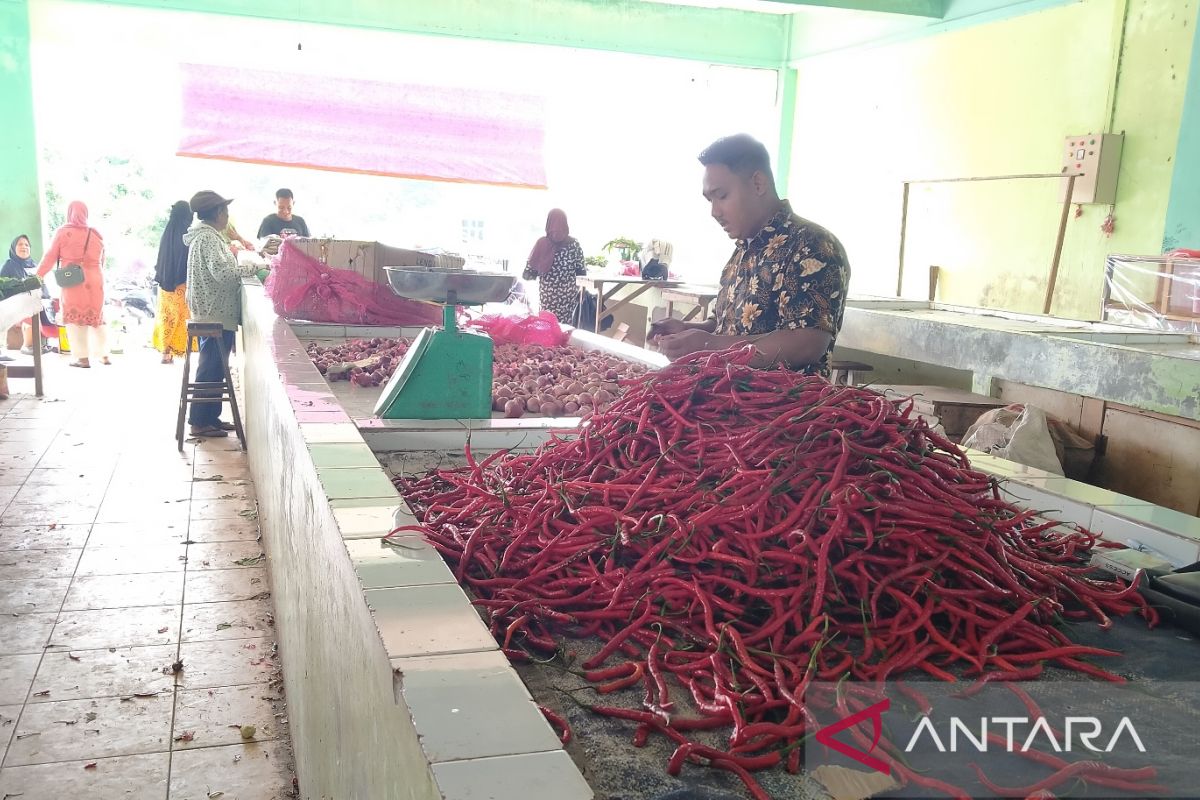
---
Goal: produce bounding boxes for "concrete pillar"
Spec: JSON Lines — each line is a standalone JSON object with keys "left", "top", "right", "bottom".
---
{"left": 0, "top": 0, "right": 41, "bottom": 252}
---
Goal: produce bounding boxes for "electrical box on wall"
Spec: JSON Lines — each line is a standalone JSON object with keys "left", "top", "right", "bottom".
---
{"left": 1060, "top": 133, "right": 1123, "bottom": 204}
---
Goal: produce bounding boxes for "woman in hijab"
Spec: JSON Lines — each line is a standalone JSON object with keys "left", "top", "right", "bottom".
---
{"left": 2, "top": 235, "right": 37, "bottom": 357}
{"left": 522, "top": 208, "right": 586, "bottom": 325}
{"left": 37, "top": 201, "right": 109, "bottom": 368}
{"left": 151, "top": 201, "right": 194, "bottom": 364}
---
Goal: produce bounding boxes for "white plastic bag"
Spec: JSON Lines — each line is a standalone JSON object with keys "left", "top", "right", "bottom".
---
{"left": 961, "top": 404, "right": 1065, "bottom": 475}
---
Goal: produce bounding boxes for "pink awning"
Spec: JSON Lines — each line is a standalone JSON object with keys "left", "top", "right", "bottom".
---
{"left": 177, "top": 63, "right": 547, "bottom": 189}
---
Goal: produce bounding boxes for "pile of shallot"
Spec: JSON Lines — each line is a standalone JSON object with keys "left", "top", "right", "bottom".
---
{"left": 491, "top": 343, "right": 646, "bottom": 418}
{"left": 305, "top": 338, "right": 648, "bottom": 416}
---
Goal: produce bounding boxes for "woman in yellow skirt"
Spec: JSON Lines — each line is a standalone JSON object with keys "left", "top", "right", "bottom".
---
{"left": 152, "top": 201, "right": 194, "bottom": 363}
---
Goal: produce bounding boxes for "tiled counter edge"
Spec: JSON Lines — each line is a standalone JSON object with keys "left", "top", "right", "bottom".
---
{"left": 965, "top": 449, "right": 1200, "bottom": 567}
{"left": 240, "top": 285, "right": 589, "bottom": 800}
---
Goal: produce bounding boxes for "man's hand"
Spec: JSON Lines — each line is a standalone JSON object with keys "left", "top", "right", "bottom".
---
{"left": 648, "top": 317, "right": 690, "bottom": 339}
{"left": 657, "top": 329, "right": 715, "bottom": 361}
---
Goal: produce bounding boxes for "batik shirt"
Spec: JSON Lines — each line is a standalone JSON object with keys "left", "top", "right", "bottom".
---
{"left": 710, "top": 201, "right": 850, "bottom": 377}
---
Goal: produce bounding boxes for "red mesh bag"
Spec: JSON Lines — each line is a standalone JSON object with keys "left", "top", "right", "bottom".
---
{"left": 465, "top": 310, "right": 570, "bottom": 346}
{"left": 265, "top": 240, "right": 441, "bottom": 326}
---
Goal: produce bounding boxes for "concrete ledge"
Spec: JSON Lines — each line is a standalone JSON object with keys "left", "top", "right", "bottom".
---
{"left": 838, "top": 304, "right": 1200, "bottom": 421}
{"left": 240, "top": 285, "right": 588, "bottom": 799}
{"left": 964, "top": 448, "right": 1200, "bottom": 567}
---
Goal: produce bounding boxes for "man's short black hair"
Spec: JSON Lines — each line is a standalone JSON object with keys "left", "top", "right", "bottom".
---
{"left": 698, "top": 134, "right": 774, "bottom": 184}
{"left": 197, "top": 205, "right": 223, "bottom": 223}
{"left": 276, "top": 188, "right": 294, "bottom": 200}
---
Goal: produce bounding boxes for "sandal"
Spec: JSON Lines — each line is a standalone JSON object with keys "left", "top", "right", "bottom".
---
{"left": 161, "top": 354, "right": 175, "bottom": 365}
{"left": 217, "top": 421, "right": 237, "bottom": 431}
{"left": 101, "top": 357, "right": 112, "bottom": 365}
{"left": 189, "top": 425, "right": 229, "bottom": 438}
{"left": 69, "top": 360, "right": 91, "bottom": 369}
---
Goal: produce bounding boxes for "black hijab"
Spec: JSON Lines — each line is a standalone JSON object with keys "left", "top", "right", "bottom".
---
{"left": 154, "top": 201, "right": 193, "bottom": 292}
{"left": 1, "top": 235, "right": 35, "bottom": 280}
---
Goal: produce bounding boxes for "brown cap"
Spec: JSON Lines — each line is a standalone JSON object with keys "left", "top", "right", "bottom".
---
{"left": 189, "top": 190, "right": 233, "bottom": 214}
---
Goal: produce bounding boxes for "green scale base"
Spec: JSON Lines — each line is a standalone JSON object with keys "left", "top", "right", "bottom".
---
{"left": 373, "top": 305, "right": 493, "bottom": 420}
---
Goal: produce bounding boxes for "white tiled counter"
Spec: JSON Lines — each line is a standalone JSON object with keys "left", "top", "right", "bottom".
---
{"left": 239, "top": 284, "right": 591, "bottom": 800}
{"left": 967, "top": 450, "right": 1200, "bottom": 566}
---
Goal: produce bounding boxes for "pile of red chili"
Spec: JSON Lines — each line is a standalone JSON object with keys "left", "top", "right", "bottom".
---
{"left": 390, "top": 347, "right": 1157, "bottom": 798}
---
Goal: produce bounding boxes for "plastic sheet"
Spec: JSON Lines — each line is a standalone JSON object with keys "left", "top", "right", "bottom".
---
{"left": 962, "top": 404, "right": 1066, "bottom": 475}
{"left": 464, "top": 309, "right": 570, "bottom": 346}
{"left": 265, "top": 240, "right": 441, "bottom": 327}
{"left": 1103, "top": 252, "right": 1200, "bottom": 333}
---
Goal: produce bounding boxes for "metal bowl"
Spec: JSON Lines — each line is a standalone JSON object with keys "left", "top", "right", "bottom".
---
{"left": 384, "top": 266, "right": 516, "bottom": 305}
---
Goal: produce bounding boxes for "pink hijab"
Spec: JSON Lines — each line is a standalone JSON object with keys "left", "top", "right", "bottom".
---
{"left": 527, "top": 209, "right": 573, "bottom": 277}
{"left": 65, "top": 201, "right": 90, "bottom": 228}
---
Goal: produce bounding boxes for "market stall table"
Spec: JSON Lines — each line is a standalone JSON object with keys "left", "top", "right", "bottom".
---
{"left": 576, "top": 275, "right": 681, "bottom": 335}
{"left": 659, "top": 283, "right": 720, "bottom": 323}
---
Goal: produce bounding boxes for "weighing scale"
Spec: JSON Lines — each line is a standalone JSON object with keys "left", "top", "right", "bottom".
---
{"left": 373, "top": 266, "right": 516, "bottom": 420}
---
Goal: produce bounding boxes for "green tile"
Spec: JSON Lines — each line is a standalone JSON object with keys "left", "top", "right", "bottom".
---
{"left": 392, "top": 650, "right": 560, "bottom": 762}
{"left": 347, "top": 536, "right": 454, "bottom": 589}
{"left": 316, "top": 468, "right": 398, "bottom": 500}
{"left": 309, "top": 443, "right": 380, "bottom": 469}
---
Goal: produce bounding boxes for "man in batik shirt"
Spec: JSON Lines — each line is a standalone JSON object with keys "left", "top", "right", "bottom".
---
{"left": 651, "top": 134, "right": 850, "bottom": 377}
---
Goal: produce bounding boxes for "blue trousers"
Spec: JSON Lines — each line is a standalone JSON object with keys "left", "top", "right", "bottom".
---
{"left": 188, "top": 329, "right": 236, "bottom": 428}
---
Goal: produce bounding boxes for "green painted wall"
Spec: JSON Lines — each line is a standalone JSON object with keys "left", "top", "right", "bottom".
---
{"left": 787, "top": 0, "right": 1198, "bottom": 318}
{"left": 1163, "top": 0, "right": 1200, "bottom": 250}
{"left": 94, "top": 0, "right": 790, "bottom": 68}
{"left": 0, "top": 0, "right": 41, "bottom": 252}
{"left": 786, "top": 0, "right": 1074, "bottom": 60}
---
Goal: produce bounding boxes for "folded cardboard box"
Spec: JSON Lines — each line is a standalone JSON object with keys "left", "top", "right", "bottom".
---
{"left": 290, "top": 239, "right": 465, "bottom": 286}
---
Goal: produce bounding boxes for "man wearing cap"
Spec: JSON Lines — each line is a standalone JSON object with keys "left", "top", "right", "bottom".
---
{"left": 183, "top": 190, "right": 259, "bottom": 438}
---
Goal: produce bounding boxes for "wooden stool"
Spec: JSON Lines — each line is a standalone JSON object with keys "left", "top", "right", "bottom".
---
{"left": 830, "top": 360, "right": 874, "bottom": 386}
{"left": 176, "top": 321, "right": 245, "bottom": 451}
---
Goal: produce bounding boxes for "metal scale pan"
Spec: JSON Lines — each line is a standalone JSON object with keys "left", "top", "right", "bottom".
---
{"left": 374, "top": 267, "right": 516, "bottom": 420}
{"left": 384, "top": 266, "right": 515, "bottom": 306}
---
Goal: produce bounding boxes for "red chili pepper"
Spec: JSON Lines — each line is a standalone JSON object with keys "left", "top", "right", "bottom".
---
{"left": 536, "top": 704, "right": 572, "bottom": 744}
{"left": 970, "top": 760, "right": 1164, "bottom": 796}
{"left": 394, "top": 346, "right": 1156, "bottom": 796}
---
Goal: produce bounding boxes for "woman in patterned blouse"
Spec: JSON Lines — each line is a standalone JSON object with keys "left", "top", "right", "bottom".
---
{"left": 650, "top": 134, "right": 850, "bottom": 377}
{"left": 523, "top": 209, "right": 586, "bottom": 325}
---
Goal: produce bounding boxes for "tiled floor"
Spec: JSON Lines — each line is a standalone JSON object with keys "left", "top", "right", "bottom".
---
{"left": 0, "top": 345, "right": 295, "bottom": 799}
